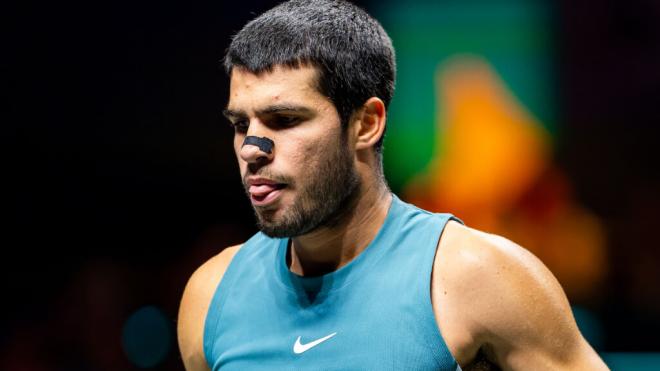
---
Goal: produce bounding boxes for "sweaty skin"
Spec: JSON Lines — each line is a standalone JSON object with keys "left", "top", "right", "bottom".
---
{"left": 177, "top": 65, "right": 610, "bottom": 371}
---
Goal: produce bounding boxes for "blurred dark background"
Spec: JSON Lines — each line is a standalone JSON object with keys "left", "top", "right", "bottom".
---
{"left": 4, "top": 0, "right": 659, "bottom": 369}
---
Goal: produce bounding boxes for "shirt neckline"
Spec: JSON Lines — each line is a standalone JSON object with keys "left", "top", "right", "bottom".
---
{"left": 274, "top": 193, "right": 402, "bottom": 296}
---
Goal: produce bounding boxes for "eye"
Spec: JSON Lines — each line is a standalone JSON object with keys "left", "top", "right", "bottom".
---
{"left": 271, "top": 115, "right": 300, "bottom": 128}
{"left": 230, "top": 119, "right": 249, "bottom": 133}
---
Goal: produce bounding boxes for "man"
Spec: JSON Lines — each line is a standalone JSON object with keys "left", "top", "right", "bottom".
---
{"left": 178, "top": 1, "right": 609, "bottom": 370}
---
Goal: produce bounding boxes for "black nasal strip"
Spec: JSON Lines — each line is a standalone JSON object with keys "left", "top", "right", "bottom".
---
{"left": 242, "top": 136, "right": 274, "bottom": 154}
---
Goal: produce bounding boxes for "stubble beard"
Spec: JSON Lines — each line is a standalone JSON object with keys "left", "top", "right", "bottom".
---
{"left": 248, "top": 134, "right": 361, "bottom": 238}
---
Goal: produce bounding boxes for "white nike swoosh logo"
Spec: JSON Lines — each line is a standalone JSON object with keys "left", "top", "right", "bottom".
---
{"left": 293, "top": 332, "right": 337, "bottom": 354}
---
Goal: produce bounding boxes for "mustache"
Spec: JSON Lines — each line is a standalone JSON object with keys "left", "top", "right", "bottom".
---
{"left": 242, "top": 170, "right": 294, "bottom": 188}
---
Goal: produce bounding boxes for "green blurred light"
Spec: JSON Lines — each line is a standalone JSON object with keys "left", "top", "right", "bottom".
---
{"left": 602, "top": 353, "right": 660, "bottom": 371}
{"left": 371, "top": 0, "right": 556, "bottom": 191}
{"left": 572, "top": 305, "right": 605, "bottom": 350}
{"left": 121, "top": 305, "right": 173, "bottom": 368}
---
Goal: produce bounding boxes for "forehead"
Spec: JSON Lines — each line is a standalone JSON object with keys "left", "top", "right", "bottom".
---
{"left": 227, "top": 65, "right": 331, "bottom": 112}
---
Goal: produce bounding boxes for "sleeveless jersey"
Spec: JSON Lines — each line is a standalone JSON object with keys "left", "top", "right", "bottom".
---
{"left": 204, "top": 194, "right": 464, "bottom": 370}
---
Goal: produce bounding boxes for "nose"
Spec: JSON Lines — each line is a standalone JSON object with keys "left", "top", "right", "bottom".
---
{"left": 239, "top": 136, "right": 274, "bottom": 164}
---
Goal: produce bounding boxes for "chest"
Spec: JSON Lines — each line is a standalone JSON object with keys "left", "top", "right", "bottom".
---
{"left": 211, "top": 277, "right": 455, "bottom": 370}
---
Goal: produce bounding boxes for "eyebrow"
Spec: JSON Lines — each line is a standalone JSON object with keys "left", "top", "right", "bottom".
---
{"left": 222, "top": 104, "right": 315, "bottom": 120}
{"left": 258, "top": 104, "right": 315, "bottom": 116}
{"left": 222, "top": 108, "right": 247, "bottom": 120}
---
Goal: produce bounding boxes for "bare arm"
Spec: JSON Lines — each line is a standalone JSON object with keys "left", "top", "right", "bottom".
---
{"left": 435, "top": 223, "right": 608, "bottom": 370}
{"left": 177, "top": 245, "right": 241, "bottom": 371}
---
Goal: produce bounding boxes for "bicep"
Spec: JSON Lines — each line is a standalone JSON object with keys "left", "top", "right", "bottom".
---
{"left": 177, "top": 245, "right": 241, "bottom": 371}
{"left": 178, "top": 270, "right": 212, "bottom": 371}
{"left": 460, "top": 233, "right": 608, "bottom": 370}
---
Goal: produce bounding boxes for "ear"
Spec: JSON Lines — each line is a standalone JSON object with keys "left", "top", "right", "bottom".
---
{"left": 352, "top": 97, "right": 386, "bottom": 151}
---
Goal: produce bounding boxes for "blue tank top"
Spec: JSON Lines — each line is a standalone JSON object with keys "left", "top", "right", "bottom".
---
{"left": 204, "top": 194, "right": 463, "bottom": 370}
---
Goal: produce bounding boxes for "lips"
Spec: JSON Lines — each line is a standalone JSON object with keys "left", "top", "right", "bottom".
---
{"left": 249, "top": 184, "right": 279, "bottom": 197}
{"left": 248, "top": 182, "right": 286, "bottom": 205}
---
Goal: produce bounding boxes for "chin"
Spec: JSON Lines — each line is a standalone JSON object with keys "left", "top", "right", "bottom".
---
{"left": 256, "top": 208, "right": 312, "bottom": 238}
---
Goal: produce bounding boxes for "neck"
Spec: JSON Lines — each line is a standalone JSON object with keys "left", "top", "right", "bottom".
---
{"left": 288, "top": 180, "right": 392, "bottom": 277}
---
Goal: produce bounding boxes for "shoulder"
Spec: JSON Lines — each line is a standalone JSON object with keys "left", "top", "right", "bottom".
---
{"left": 435, "top": 220, "right": 567, "bottom": 340}
{"left": 177, "top": 244, "right": 243, "bottom": 371}
{"left": 432, "top": 221, "right": 519, "bottom": 366}
{"left": 433, "top": 221, "right": 608, "bottom": 369}
{"left": 436, "top": 220, "right": 558, "bottom": 293}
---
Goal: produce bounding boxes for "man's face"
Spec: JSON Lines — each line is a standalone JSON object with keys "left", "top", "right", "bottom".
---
{"left": 225, "top": 65, "right": 360, "bottom": 237}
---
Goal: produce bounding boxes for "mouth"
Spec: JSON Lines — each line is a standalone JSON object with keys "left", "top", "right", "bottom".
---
{"left": 249, "top": 183, "right": 287, "bottom": 206}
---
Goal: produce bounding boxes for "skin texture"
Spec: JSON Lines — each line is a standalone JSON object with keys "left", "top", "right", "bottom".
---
{"left": 432, "top": 221, "right": 609, "bottom": 370}
{"left": 233, "top": 75, "right": 361, "bottom": 238}
{"left": 177, "top": 65, "right": 610, "bottom": 371}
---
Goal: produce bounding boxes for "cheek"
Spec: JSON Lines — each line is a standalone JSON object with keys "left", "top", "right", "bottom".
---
{"left": 290, "top": 136, "right": 326, "bottom": 168}
{"left": 272, "top": 137, "right": 321, "bottom": 183}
